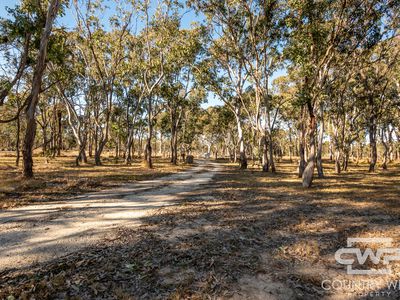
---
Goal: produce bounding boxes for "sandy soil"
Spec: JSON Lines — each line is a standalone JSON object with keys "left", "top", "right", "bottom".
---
{"left": 0, "top": 160, "right": 220, "bottom": 271}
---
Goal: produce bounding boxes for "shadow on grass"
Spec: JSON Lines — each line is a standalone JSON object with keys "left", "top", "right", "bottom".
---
{"left": 1, "top": 161, "right": 400, "bottom": 299}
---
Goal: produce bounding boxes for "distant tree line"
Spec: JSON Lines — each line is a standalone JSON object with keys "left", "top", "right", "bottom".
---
{"left": 0, "top": 0, "right": 399, "bottom": 188}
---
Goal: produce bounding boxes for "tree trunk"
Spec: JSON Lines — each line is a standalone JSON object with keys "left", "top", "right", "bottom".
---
{"left": 125, "top": 130, "right": 134, "bottom": 165}
{"left": 93, "top": 117, "right": 110, "bottom": 166}
{"left": 298, "top": 140, "right": 306, "bottom": 177}
{"left": 88, "top": 128, "right": 93, "bottom": 157}
{"left": 80, "top": 144, "right": 87, "bottom": 163}
{"left": 302, "top": 107, "right": 316, "bottom": 188}
{"left": 381, "top": 127, "right": 388, "bottom": 170}
{"left": 298, "top": 115, "right": 306, "bottom": 178}
{"left": 268, "top": 135, "right": 275, "bottom": 173}
{"left": 355, "top": 143, "right": 360, "bottom": 165}
{"left": 16, "top": 116, "right": 21, "bottom": 166}
{"left": 159, "top": 132, "right": 163, "bottom": 157}
{"left": 42, "top": 125, "right": 48, "bottom": 155}
{"left": 236, "top": 113, "right": 247, "bottom": 169}
{"left": 288, "top": 130, "right": 293, "bottom": 163}
{"left": 342, "top": 148, "right": 350, "bottom": 171}
{"left": 94, "top": 124, "right": 98, "bottom": 159}
{"left": 144, "top": 137, "right": 153, "bottom": 168}
{"left": 22, "top": 0, "right": 60, "bottom": 178}
{"left": 316, "top": 103, "right": 324, "bottom": 178}
{"left": 153, "top": 131, "right": 157, "bottom": 157}
{"left": 81, "top": 148, "right": 87, "bottom": 163}
{"left": 51, "top": 110, "right": 57, "bottom": 158}
{"left": 138, "top": 131, "right": 143, "bottom": 159}
{"left": 170, "top": 133, "right": 175, "bottom": 164}
{"left": 335, "top": 149, "right": 341, "bottom": 174}
{"left": 76, "top": 141, "right": 87, "bottom": 166}
{"left": 115, "top": 135, "right": 120, "bottom": 159}
{"left": 131, "top": 138, "right": 135, "bottom": 159}
{"left": 23, "top": 105, "right": 36, "bottom": 178}
{"left": 94, "top": 132, "right": 108, "bottom": 166}
{"left": 180, "top": 146, "right": 186, "bottom": 162}
{"left": 262, "top": 135, "right": 269, "bottom": 172}
{"left": 145, "top": 97, "right": 153, "bottom": 168}
{"left": 368, "top": 114, "right": 377, "bottom": 172}
{"left": 388, "top": 128, "right": 394, "bottom": 162}
{"left": 95, "top": 141, "right": 105, "bottom": 166}
{"left": 57, "top": 110, "right": 62, "bottom": 156}
{"left": 170, "top": 122, "right": 178, "bottom": 165}
{"left": 173, "top": 130, "right": 178, "bottom": 165}
{"left": 394, "top": 131, "right": 399, "bottom": 161}
{"left": 333, "top": 120, "right": 341, "bottom": 174}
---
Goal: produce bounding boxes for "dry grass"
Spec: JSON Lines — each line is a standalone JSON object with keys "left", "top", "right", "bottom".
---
{"left": 1, "top": 157, "right": 400, "bottom": 299}
{"left": 0, "top": 151, "right": 189, "bottom": 209}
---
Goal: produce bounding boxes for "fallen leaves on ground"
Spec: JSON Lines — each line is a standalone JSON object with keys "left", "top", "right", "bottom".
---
{"left": 1, "top": 160, "right": 400, "bottom": 299}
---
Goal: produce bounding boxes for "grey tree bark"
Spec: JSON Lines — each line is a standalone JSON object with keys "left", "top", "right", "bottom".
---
{"left": 302, "top": 105, "right": 317, "bottom": 188}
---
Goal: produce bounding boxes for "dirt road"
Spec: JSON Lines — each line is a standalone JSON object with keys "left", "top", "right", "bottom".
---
{"left": 0, "top": 160, "right": 220, "bottom": 271}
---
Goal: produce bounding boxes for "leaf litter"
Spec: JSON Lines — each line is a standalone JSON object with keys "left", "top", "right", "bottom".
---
{"left": 1, "top": 163, "right": 400, "bottom": 299}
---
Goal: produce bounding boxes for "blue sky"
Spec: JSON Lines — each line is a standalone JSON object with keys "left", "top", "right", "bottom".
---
{"left": 0, "top": 0, "right": 20, "bottom": 18}
{"left": 0, "top": 0, "right": 202, "bottom": 31}
{"left": 1, "top": 0, "right": 286, "bottom": 108}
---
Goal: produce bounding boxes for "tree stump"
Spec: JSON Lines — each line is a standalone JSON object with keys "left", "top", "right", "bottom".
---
{"left": 185, "top": 155, "right": 194, "bottom": 164}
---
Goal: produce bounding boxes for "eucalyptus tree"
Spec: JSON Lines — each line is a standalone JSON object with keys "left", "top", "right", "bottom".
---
{"left": 0, "top": 90, "right": 27, "bottom": 165}
{"left": 285, "top": 0, "right": 399, "bottom": 187}
{"left": 202, "top": 105, "right": 236, "bottom": 159}
{"left": 73, "top": 0, "right": 132, "bottom": 166}
{"left": 191, "top": 0, "right": 288, "bottom": 170}
{"left": 178, "top": 95, "right": 205, "bottom": 158}
{"left": 37, "top": 92, "right": 53, "bottom": 155}
{"left": 356, "top": 38, "right": 400, "bottom": 172}
{"left": 133, "top": 0, "right": 184, "bottom": 168}
{"left": 388, "top": 50, "right": 400, "bottom": 163}
{"left": 161, "top": 24, "right": 204, "bottom": 165}
{"left": 0, "top": 0, "right": 63, "bottom": 177}
{"left": 327, "top": 68, "right": 365, "bottom": 173}
{"left": 0, "top": 3, "right": 34, "bottom": 106}
{"left": 276, "top": 69, "right": 310, "bottom": 177}
{"left": 285, "top": 0, "right": 340, "bottom": 186}
{"left": 237, "top": 0, "right": 285, "bottom": 173}
{"left": 190, "top": 0, "right": 252, "bottom": 169}
{"left": 123, "top": 33, "right": 145, "bottom": 164}
{"left": 23, "top": 0, "right": 63, "bottom": 177}
{"left": 272, "top": 75, "right": 298, "bottom": 164}
{"left": 51, "top": 43, "right": 91, "bottom": 166}
{"left": 123, "top": 83, "right": 144, "bottom": 164}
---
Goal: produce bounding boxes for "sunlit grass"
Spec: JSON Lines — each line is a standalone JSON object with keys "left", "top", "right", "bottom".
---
{"left": 0, "top": 150, "right": 190, "bottom": 209}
